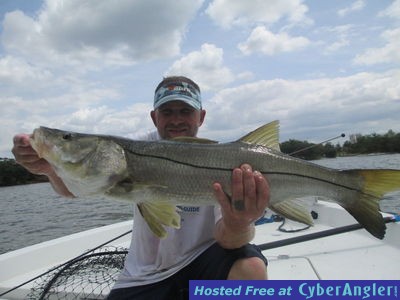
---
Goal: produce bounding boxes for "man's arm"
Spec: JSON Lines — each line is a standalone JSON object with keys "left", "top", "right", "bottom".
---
{"left": 213, "top": 164, "right": 270, "bottom": 249}
{"left": 12, "top": 134, "right": 74, "bottom": 197}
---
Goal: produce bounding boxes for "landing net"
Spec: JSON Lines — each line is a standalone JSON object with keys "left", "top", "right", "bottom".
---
{"left": 27, "top": 247, "right": 127, "bottom": 300}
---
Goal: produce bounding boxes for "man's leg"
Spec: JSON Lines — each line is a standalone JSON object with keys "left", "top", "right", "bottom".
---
{"left": 185, "top": 242, "right": 268, "bottom": 280}
{"left": 107, "top": 276, "right": 179, "bottom": 300}
{"left": 227, "top": 256, "right": 268, "bottom": 279}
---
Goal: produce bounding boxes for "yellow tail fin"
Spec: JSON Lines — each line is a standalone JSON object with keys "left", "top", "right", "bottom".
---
{"left": 342, "top": 169, "right": 400, "bottom": 239}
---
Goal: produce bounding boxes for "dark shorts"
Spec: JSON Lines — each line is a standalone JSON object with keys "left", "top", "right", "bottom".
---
{"left": 107, "top": 242, "right": 267, "bottom": 300}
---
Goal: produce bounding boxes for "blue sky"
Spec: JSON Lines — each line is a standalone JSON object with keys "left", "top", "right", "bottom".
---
{"left": 1, "top": 0, "right": 399, "bottom": 157}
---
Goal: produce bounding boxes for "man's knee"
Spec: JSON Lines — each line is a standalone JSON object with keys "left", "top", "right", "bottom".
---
{"left": 227, "top": 257, "right": 268, "bottom": 280}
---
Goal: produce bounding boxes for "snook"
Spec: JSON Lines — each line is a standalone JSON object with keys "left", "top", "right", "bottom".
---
{"left": 30, "top": 121, "right": 400, "bottom": 239}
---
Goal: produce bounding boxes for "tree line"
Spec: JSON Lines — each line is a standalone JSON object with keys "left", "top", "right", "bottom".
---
{"left": 1, "top": 129, "right": 399, "bottom": 186}
{"left": 281, "top": 129, "right": 400, "bottom": 160}
{"left": 0, "top": 158, "right": 48, "bottom": 187}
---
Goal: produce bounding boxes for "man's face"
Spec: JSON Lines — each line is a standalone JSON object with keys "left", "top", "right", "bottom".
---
{"left": 150, "top": 101, "right": 206, "bottom": 139}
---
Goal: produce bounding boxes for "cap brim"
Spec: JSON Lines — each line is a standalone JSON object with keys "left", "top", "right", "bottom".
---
{"left": 154, "top": 94, "right": 202, "bottom": 110}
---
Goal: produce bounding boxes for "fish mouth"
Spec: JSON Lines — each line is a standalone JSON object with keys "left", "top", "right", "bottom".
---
{"left": 30, "top": 128, "right": 51, "bottom": 159}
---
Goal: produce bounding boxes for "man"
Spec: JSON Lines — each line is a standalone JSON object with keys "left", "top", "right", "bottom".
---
{"left": 12, "top": 76, "right": 270, "bottom": 299}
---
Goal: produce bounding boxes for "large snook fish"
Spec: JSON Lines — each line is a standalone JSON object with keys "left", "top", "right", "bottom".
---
{"left": 30, "top": 121, "right": 400, "bottom": 239}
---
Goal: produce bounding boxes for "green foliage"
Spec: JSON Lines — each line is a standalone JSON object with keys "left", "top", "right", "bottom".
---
{"left": 280, "top": 140, "right": 336, "bottom": 160}
{"left": 0, "top": 158, "right": 48, "bottom": 186}
{"left": 281, "top": 129, "right": 400, "bottom": 160}
{"left": 342, "top": 130, "right": 400, "bottom": 154}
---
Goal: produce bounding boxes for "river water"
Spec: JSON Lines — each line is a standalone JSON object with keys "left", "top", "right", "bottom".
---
{"left": 1, "top": 154, "right": 399, "bottom": 255}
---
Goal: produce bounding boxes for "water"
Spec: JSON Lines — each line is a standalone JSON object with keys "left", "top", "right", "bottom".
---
{"left": 313, "top": 153, "right": 400, "bottom": 170}
{"left": 1, "top": 154, "right": 400, "bottom": 255}
{"left": 313, "top": 153, "right": 400, "bottom": 216}
{"left": 0, "top": 184, "right": 133, "bottom": 254}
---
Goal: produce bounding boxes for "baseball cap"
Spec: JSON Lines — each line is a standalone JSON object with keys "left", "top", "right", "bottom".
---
{"left": 154, "top": 77, "right": 202, "bottom": 110}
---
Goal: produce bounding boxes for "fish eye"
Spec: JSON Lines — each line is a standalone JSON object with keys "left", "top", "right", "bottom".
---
{"left": 63, "top": 133, "right": 72, "bottom": 140}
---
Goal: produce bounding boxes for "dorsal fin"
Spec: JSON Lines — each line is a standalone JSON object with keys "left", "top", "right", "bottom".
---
{"left": 237, "top": 120, "right": 280, "bottom": 150}
{"left": 171, "top": 136, "right": 218, "bottom": 144}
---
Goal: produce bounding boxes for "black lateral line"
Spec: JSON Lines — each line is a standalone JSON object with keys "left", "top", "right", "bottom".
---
{"left": 126, "top": 149, "right": 365, "bottom": 194}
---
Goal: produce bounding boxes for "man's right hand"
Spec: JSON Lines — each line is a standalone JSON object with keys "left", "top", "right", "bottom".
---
{"left": 12, "top": 134, "right": 74, "bottom": 197}
{"left": 12, "top": 134, "right": 54, "bottom": 176}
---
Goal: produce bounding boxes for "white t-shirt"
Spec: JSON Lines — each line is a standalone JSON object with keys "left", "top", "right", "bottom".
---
{"left": 112, "top": 132, "right": 221, "bottom": 288}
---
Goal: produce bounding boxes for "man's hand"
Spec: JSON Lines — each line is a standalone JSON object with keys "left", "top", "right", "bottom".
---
{"left": 12, "top": 134, "right": 54, "bottom": 176}
{"left": 213, "top": 164, "right": 270, "bottom": 249}
{"left": 12, "top": 134, "right": 74, "bottom": 197}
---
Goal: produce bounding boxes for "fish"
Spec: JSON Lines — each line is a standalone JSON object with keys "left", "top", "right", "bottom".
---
{"left": 30, "top": 121, "right": 400, "bottom": 239}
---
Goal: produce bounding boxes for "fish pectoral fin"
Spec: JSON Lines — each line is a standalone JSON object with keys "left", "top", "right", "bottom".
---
{"left": 107, "top": 181, "right": 167, "bottom": 198}
{"left": 270, "top": 199, "right": 313, "bottom": 225}
{"left": 109, "top": 177, "right": 134, "bottom": 194}
{"left": 237, "top": 120, "right": 280, "bottom": 151}
{"left": 137, "top": 202, "right": 181, "bottom": 239}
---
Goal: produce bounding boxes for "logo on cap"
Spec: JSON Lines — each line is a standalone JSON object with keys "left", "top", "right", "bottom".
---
{"left": 154, "top": 82, "right": 202, "bottom": 110}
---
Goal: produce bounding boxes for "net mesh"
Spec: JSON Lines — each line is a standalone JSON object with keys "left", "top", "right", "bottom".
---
{"left": 27, "top": 247, "right": 127, "bottom": 300}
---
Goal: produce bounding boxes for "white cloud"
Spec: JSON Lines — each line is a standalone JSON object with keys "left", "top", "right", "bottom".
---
{"left": 0, "top": 95, "right": 153, "bottom": 157}
{"left": 0, "top": 56, "right": 53, "bottom": 90}
{"left": 166, "top": 43, "right": 235, "bottom": 91}
{"left": 205, "top": 0, "right": 311, "bottom": 29}
{"left": 338, "top": 0, "right": 365, "bottom": 17}
{"left": 1, "top": 1, "right": 399, "bottom": 159}
{"left": 0, "top": 53, "right": 120, "bottom": 110}
{"left": 0, "top": 0, "right": 206, "bottom": 157}
{"left": 203, "top": 70, "right": 400, "bottom": 142}
{"left": 238, "top": 26, "right": 310, "bottom": 55}
{"left": 0, "top": 82, "right": 121, "bottom": 157}
{"left": 324, "top": 39, "right": 349, "bottom": 54}
{"left": 378, "top": 0, "right": 400, "bottom": 19}
{"left": 1, "top": 0, "right": 203, "bottom": 68}
{"left": 321, "top": 25, "right": 353, "bottom": 54}
{"left": 354, "top": 28, "right": 400, "bottom": 65}
{"left": 59, "top": 103, "right": 153, "bottom": 137}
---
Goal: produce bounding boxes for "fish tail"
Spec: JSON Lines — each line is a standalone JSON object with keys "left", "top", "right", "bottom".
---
{"left": 341, "top": 169, "right": 400, "bottom": 239}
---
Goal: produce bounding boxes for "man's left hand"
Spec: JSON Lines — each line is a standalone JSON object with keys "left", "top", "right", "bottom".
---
{"left": 213, "top": 164, "right": 270, "bottom": 246}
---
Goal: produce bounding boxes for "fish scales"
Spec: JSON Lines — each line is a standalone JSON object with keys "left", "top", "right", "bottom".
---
{"left": 29, "top": 122, "right": 400, "bottom": 239}
{"left": 114, "top": 138, "right": 363, "bottom": 205}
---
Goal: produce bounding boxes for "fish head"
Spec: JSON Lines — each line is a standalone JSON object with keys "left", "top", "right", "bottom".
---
{"left": 30, "top": 127, "right": 128, "bottom": 196}
{"left": 31, "top": 127, "right": 95, "bottom": 164}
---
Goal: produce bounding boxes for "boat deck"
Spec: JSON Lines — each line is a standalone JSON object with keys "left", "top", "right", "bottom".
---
{"left": 254, "top": 201, "right": 400, "bottom": 280}
{"left": 0, "top": 200, "right": 399, "bottom": 299}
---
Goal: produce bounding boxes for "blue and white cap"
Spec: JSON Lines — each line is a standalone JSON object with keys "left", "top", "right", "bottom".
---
{"left": 154, "top": 80, "right": 202, "bottom": 110}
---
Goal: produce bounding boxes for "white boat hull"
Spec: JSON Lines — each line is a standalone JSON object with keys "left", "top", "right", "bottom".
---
{"left": 0, "top": 200, "right": 399, "bottom": 299}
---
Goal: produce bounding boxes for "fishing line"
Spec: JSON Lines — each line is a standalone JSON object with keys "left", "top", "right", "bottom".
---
{"left": 289, "top": 133, "right": 346, "bottom": 156}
